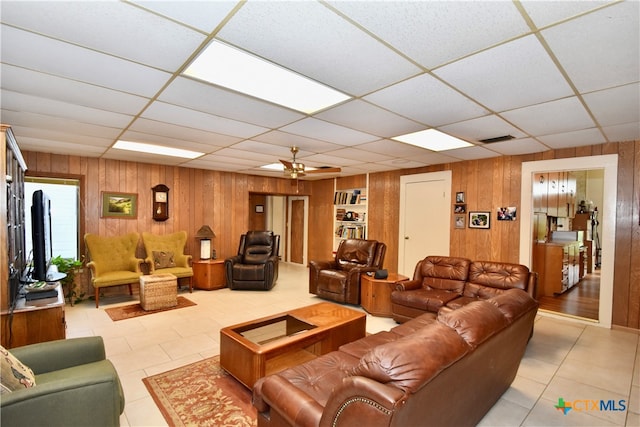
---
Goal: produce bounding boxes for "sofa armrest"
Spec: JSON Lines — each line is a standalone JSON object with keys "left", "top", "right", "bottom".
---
{"left": 395, "top": 279, "right": 421, "bottom": 291}
{"left": 255, "top": 374, "right": 323, "bottom": 427}
{"left": 0, "top": 360, "right": 124, "bottom": 427}
{"left": 320, "top": 376, "right": 406, "bottom": 427}
{"left": 11, "top": 337, "right": 106, "bottom": 375}
{"left": 128, "top": 257, "right": 144, "bottom": 273}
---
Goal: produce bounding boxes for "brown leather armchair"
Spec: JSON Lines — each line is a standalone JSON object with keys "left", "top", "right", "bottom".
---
{"left": 224, "top": 231, "right": 280, "bottom": 290}
{"left": 309, "top": 238, "right": 386, "bottom": 305}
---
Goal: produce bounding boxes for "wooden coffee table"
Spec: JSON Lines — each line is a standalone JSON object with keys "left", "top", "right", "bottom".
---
{"left": 219, "top": 302, "right": 366, "bottom": 388}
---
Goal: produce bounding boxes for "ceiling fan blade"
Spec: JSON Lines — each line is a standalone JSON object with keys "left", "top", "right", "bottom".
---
{"left": 306, "top": 167, "right": 342, "bottom": 174}
{"left": 280, "top": 159, "right": 293, "bottom": 170}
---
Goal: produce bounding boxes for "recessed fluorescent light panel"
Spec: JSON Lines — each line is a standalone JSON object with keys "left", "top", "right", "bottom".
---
{"left": 392, "top": 129, "right": 473, "bottom": 151}
{"left": 114, "top": 141, "right": 203, "bottom": 159}
{"left": 184, "top": 40, "right": 351, "bottom": 114}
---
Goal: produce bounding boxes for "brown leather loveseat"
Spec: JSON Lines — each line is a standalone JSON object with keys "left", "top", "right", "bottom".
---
{"left": 252, "top": 288, "right": 538, "bottom": 427}
{"left": 391, "top": 255, "right": 537, "bottom": 323}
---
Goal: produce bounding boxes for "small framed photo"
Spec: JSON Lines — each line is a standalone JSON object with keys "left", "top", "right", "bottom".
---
{"left": 497, "top": 206, "right": 517, "bottom": 221}
{"left": 456, "top": 192, "right": 465, "bottom": 203}
{"left": 469, "top": 211, "right": 490, "bottom": 229}
{"left": 455, "top": 215, "right": 465, "bottom": 229}
{"left": 454, "top": 204, "right": 466, "bottom": 214}
{"left": 101, "top": 192, "right": 138, "bottom": 219}
{"left": 255, "top": 204, "right": 264, "bottom": 213}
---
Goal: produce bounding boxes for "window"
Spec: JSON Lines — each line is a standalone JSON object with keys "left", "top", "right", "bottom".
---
{"left": 25, "top": 177, "right": 80, "bottom": 260}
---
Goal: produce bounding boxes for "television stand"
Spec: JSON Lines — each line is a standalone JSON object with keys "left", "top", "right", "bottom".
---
{"left": 0, "top": 283, "right": 66, "bottom": 348}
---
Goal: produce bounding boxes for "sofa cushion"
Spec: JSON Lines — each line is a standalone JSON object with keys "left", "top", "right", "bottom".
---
{"left": 466, "top": 261, "right": 530, "bottom": 298}
{"left": 152, "top": 250, "right": 176, "bottom": 269}
{"left": 0, "top": 345, "right": 36, "bottom": 393}
{"left": 352, "top": 323, "right": 469, "bottom": 393}
{"left": 339, "top": 331, "right": 399, "bottom": 359}
{"left": 486, "top": 288, "right": 539, "bottom": 322}
{"left": 437, "top": 301, "right": 509, "bottom": 349}
{"left": 419, "top": 256, "right": 470, "bottom": 292}
{"left": 391, "top": 288, "right": 460, "bottom": 312}
{"left": 390, "top": 312, "right": 437, "bottom": 337}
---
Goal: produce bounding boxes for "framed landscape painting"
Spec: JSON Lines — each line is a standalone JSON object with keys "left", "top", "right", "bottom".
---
{"left": 101, "top": 192, "right": 138, "bottom": 219}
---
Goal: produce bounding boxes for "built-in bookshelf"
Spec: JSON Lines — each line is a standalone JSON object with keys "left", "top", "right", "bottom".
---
{"left": 333, "top": 179, "right": 368, "bottom": 253}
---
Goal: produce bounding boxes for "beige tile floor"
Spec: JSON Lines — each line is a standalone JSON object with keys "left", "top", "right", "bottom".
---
{"left": 65, "top": 262, "right": 639, "bottom": 427}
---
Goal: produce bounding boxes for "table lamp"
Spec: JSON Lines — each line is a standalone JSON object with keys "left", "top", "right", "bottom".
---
{"left": 195, "top": 225, "right": 216, "bottom": 259}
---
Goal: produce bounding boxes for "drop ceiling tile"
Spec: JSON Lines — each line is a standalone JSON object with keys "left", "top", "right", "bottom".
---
{"left": 251, "top": 131, "right": 342, "bottom": 153}
{"left": 365, "top": 73, "right": 488, "bottom": 127}
{"left": 159, "top": 77, "right": 304, "bottom": 128}
{"left": 224, "top": 140, "right": 290, "bottom": 158}
{"left": 141, "top": 102, "right": 268, "bottom": 138}
{"left": 484, "top": 138, "right": 549, "bottom": 156}
{"left": 601, "top": 122, "right": 640, "bottom": 142}
{"left": 2, "top": 91, "right": 134, "bottom": 128}
{"left": 315, "top": 100, "right": 423, "bottom": 138}
{"left": 329, "top": 1, "right": 530, "bottom": 69}
{"left": 439, "top": 146, "right": 500, "bottom": 161}
{"left": 300, "top": 153, "right": 363, "bottom": 168}
{"left": 1, "top": 25, "right": 172, "bottom": 97}
{"left": 434, "top": 35, "right": 574, "bottom": 112}
{"left": 519, "top": 1, "right": 612, "bottom": 29}
{"left": 1, "top": 1, "right": 206, "bottom": 71}
{"left": 583, "top": 83, "right": 640, "bottom": 127}
{"left": 181, "top": 159, "right": 249, "bottom": 172}
{"left": 408, "top": 152, "right": 464, "bottom": 166}
{"left": 321, "top": 147, "right": 391, "bottom": 163}
{"left": 537, "top": 128, "right": 606, "bottom": 149}
{"left": 127, "top": 118, "right": 241, "bottom": 148}
{"left": 541, "top": 1, "right": 639, "bottom": 93}
{"left": 210, "top": 147, "right": 279, "bottom": 164}
{"left": 1, "top": 110, "right": 122, "bottom": 140}
{"left": 130, "top": 0, "right": 239, "bottom": 34}
{"left": 501, "top": 97, "right": 595, "bottom": 136}
{"left": 188, "top": 153, "right": 265, "bottom": 168}
{"left": 376, "top": 158, "right": 434, "bottom": 169}
{"left": 280, "top": 118, "right": 378, "bottom": 145}
{"left": 355, "top": 139, "right": 432, "bottom": 158}
{"left": 118, "top": 131, "right": 220, "bottom": 155}
{"left": 16, "top": 137, "right": 108, "bottom": 157}
{"left": 439, "top": 114, "right": 527, "bottom": 142}
{"left": 10, "top": 126, "right": 114, "bottom": 149}
{"left": 216, "top": 0, "right": 421, "bottom": 96}
{"left": 1, "top": 65, "right": 150, "bottom": 115}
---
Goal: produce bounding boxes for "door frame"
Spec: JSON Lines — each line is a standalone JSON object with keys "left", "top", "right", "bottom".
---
{"left": 287, "top": 196, "right": 309, "bottom": 265}
{"left": 519, "top": 155, "right": 618, "bottom": 328}
{"left": 398, "top": 171, "right": 452, "bottom": 275}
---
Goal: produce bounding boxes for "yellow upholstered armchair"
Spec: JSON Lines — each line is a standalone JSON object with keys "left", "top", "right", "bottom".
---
{"left": 85, "top": 232, "right": 144, "bottom": 308}
{"left": 142, "top": 231, "right": 193, "bottom": 292}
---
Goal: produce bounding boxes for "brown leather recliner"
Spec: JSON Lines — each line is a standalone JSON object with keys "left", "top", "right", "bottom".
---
{"left": 225, "top": 231, "right": 280, "bottom": 290}
{"left": 309, "top": 238, "right": 386, "bottom": 305}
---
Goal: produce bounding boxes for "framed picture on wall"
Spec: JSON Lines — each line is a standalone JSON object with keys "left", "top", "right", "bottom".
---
{"left": 101, "top": 192, "right": 138, "bottom": 219}
{"left": 255, "top": 204, "right": 264, "bottom": 213}
{"left": 469, "top": 211, "right": 490, "bottom": 229}
{"left": 454, "top": 203, "right": 466, "bottom": 214}
{"left": 456, "top": 192, "right": 465, "bottom": 203}
{"left": 455, "top": 215, "right": 465, "bottom": 229}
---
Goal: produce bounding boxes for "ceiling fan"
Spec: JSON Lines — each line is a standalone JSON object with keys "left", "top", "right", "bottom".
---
{"left": 280, "top": 146, "right": 341, "bottom": 179}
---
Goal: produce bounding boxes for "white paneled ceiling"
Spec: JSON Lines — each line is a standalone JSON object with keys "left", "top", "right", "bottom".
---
{"left": 1, "top": 0, "right": 638, "bottom": 180}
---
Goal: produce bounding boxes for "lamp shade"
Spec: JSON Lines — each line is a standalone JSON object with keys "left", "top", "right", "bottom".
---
{"left": 195, "top": 225, "right": 215, "bottom": 239}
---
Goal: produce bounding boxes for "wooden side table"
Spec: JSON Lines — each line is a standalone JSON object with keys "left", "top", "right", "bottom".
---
{"left": 193, "top": 259, "right": 226, "bottom": 290}
{"left": 360, "top": 273, "right": 408, "bottom": 317}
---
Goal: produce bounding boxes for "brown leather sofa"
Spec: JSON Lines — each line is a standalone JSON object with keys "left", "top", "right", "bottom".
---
{"left": 391, "top": 255, "right": 537, "bottom": 323}
{"left": 309, "top": 239, "right": 386, "bottom": 305}
{"left": 252, "top": 289, "right": 538, "bottom": 427}
{"left": 225, "top": 231, "right": 280, "bottom": 290}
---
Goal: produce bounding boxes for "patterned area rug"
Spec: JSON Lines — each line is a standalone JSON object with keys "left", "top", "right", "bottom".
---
{"left": 104, "top": 296, "right": 196, "bottom": 321}
{"left": 143, "top": 355, "right": 256, "bottom": 426}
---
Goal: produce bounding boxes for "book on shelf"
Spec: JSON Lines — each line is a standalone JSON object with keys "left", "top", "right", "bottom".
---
{"left": 335, "top": 224, "right": 366, "bottom": 239}
{"left": 333, "top": 190, "right": 365, "bottom": 205}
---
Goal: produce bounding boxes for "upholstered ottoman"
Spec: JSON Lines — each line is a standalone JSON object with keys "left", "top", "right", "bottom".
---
{"left": 139, "top": 273, "right": 177, "bottom": 310}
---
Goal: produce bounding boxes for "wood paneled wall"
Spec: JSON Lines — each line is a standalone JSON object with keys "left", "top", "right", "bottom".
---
{"left": 23, "top": 140, "right": 639, "bottom": 330}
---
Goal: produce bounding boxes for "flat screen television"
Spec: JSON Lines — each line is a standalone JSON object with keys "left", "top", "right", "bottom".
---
{"left": 30, "top": 190, "right": 53, "bottom": 281}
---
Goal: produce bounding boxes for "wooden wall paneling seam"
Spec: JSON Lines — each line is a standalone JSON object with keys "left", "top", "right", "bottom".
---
{"left": 630, "top": 140, "right": 640, "bottom": 329}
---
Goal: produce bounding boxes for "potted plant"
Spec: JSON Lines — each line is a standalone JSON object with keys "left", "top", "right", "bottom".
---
{"left": 50, "top": 255, "right": 84, "bottom": 305}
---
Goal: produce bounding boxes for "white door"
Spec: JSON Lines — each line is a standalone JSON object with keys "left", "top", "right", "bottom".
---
{"left": 398, "top": 171, "right": 452, "bottom": 276}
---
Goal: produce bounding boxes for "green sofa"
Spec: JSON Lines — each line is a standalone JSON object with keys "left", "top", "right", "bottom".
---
{"left": 0, "top": 337, "right": 125, "bottom": 426}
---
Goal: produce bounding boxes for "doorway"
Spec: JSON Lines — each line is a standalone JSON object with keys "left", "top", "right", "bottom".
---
{"left": 287, "top": 196, "right": 308, "bottom": 265}
{"left": 398, "top": 171, "right": 452, "bottom": 276}
{"left": 519, "top": 155, "right": 618, "bottom": 328}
